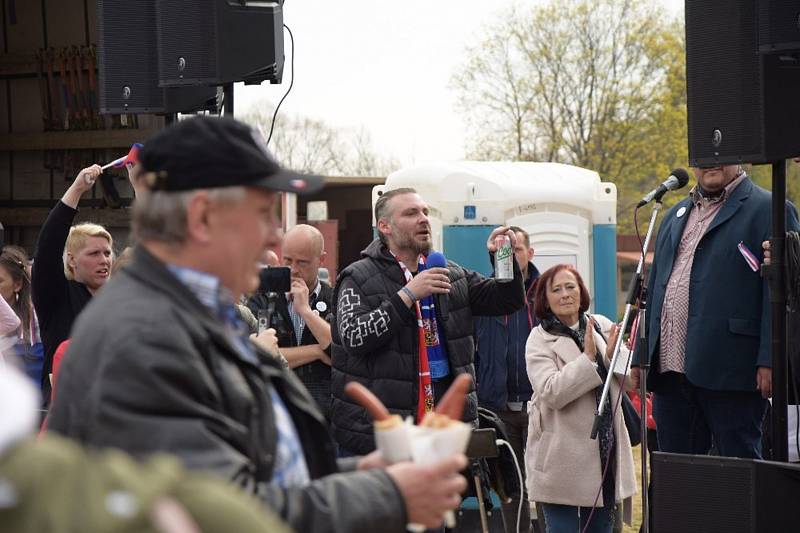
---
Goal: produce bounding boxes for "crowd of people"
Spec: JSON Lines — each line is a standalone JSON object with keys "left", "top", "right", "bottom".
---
{"left": 0, "top": 115, "right": 795, "bottom": 533}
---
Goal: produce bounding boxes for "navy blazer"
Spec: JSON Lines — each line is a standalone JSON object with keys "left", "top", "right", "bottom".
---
{"left": 633, "top": 177, "right": 799, "bottom": 392}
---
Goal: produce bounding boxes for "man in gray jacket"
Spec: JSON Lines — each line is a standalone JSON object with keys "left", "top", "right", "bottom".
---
{"left": 48, "top": 117, "right": 467, "bottom": 533}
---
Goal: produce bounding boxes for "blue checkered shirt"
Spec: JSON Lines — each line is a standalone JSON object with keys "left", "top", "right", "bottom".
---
{"left": 287, "top": 280, "right": 322, "bottom": 345}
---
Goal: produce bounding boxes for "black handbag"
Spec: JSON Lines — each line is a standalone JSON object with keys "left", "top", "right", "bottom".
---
{"left": 591, "top": 316, "right": 642, "bottom": 447}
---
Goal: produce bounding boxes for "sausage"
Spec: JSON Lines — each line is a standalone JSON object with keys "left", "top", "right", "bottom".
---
{"left": 435, "top": 373, "right": 472, "bottom": 420}
{"left": 345, "top": 381, "right": 391, "bottom": 421}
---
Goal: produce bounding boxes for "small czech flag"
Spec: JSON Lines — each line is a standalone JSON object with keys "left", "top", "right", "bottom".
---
{"left": 101, "top": 143, "right": 143, "bottom": 171}
{"left": 737, "top": 241, "right": 761, "bottom": 272}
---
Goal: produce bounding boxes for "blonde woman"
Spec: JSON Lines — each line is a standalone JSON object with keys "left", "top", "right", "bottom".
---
{"left": 32, "top": 165, "right": 113, "bottom": 402}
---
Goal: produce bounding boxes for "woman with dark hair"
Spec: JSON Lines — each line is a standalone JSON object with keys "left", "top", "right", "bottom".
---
{"left": 524, "top": 264, "right": 636, "bottom": 533}
{"left": 0, "top": 246, "right": 43, "bottom": 384}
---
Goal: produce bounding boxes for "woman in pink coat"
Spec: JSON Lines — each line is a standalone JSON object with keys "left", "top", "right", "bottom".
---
{"left": 525, "top": 264, "right": 636, "bottom": 533}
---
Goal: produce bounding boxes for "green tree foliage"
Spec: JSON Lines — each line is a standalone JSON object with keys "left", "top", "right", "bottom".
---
{"left": 454, "top": 0, "right": 800, "bottom": 235}
{"left": 453, "top": 0, "right": 688, "bottom": 233}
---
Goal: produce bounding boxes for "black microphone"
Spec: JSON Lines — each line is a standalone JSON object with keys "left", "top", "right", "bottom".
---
{"left": 427, "top": 251, "right": 449, "bottom": 323}
{"left": 636, "top": 168, "right": 690, "bottom": 208}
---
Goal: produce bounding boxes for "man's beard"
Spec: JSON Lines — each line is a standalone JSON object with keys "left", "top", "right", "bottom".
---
{"left": 394, "top": 226, "right": 432, "bottom": 255}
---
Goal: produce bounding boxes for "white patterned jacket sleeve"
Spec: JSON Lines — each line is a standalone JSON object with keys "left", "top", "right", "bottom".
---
{"left": 335, "top": 276, "right": 408, "bottom": 356}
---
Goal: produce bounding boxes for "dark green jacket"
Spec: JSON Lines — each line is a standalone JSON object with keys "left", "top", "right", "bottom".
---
{"left": 0, "top": 435, "right": 292, "bottom": 533}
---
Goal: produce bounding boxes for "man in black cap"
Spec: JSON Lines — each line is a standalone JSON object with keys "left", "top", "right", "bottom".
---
{"left": 48, "top": 116, "right": 467, "bottom": 533}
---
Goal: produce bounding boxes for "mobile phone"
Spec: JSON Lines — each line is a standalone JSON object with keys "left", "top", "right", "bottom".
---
{"left": 259, "top": 266, "right": 291, "bottom": 294}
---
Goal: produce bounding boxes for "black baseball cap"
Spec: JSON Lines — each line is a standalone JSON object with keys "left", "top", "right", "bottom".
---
{"left": 138, "top": 116, "right": 323, "bottom": 194}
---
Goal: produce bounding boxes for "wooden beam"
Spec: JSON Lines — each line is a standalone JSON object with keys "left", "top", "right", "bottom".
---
{"left": 324, "top": 176, "right": 386, "bottom": 186}
{"left": 0, "top": 129, "right": 159, "bottom": 151}
{"left": 0, "top": 53, "right": 100, "bottom": 78}
{"left": 0, "top": 207, "right": 132, "bottom": 227}
{"left": 0, "top": 53, "right": 37, "bottom": 78}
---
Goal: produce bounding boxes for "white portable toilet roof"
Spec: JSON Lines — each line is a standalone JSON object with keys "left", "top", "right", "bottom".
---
{"left": 384, "top": 161, "right": 616, "bottom": 225}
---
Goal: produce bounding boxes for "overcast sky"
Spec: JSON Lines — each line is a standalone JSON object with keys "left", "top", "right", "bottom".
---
{"left": 237, "top": 0, "right": 685, "bottom": 168}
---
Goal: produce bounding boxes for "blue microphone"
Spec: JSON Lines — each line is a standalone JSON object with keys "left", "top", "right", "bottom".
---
{"left": 427, "top": 251, "right": 447, "bottom": 268}
{"left": 427, "top": 251, "right": 449, "bottom": 322}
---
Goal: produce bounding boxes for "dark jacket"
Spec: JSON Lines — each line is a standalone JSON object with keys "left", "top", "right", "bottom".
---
{"left": 330, "top": 239, "right": 525, "bottom": 454}
{"left": 48, "top": 245, "right": 407, "bottom": 533}
{"left": 474, "top": 262, "right": 540, "bottom": 411}
{"left": 632, "top": 177, "right": 800, "bottom": 391}
{"left": 248, "top": 282, "right": 335, "bottom": 419}
{"left": 31, "top": 201, "right": 93, "bottom": 402}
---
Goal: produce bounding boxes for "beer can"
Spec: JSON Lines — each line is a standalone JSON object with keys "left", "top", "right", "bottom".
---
{"left": 494, "top": 234, "right": 513, "bottom": 282}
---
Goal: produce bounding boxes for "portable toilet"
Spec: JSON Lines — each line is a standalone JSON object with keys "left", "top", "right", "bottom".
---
{"left": 372, "top": 162, "right": 618, "bottom": 318}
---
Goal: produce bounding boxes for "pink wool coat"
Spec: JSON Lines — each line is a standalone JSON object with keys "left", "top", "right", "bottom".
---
{"left": 524, "top": 314, "right": 637, "bottom": 510}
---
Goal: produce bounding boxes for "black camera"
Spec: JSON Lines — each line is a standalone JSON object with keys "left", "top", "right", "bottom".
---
{"left": 258, "top": 266, "right": 291, "bottom": 294}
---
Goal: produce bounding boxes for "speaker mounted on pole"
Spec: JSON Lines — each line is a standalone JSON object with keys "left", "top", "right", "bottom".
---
{"left": 97, "top": 0, "right": 219, "bottom": 115}
{"left": 758, "top": 0, "right": 800, "bottom": 53}
{"left": 685, "top": 0, "right": 800, "bottom": 167}
{"left": 155, "top": 0, "right": 284, "bottom": 87}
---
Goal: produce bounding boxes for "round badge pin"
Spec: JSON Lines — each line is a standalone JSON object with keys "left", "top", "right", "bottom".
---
{"left": 315, "top": 301, "right": 327, "bottom": 313}
{"left": 677, "top": 206, "right": 687, "bottom": 218}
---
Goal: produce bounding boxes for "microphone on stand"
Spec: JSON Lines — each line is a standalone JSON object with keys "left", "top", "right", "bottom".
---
{"left": 636, "top": 168, "right": 690, "bottom": 208}
{"left": 427, "top": 251, "right": 449, "bottom": 322}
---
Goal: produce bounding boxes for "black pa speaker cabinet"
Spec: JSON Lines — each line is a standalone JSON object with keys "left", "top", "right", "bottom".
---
{"left": 97, "top": 0, "right": 219, "bottom": 114}
{"left": 653, "top": 453, "right": 756, "bottom": 533}
{"left": 685, "top": 0, "right": 800, "bottom": 167}
{"left": 155, "top": 0, "right": 284, "bottom": 87}
{"left": 652, "top": 452, "right": 800, "bottom": 533}
{"left": 758, "top": 0, "right": 800, "bottom": 52}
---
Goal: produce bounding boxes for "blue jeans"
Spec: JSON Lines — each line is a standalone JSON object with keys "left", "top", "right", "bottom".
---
{"left": 540, "top": 503, "right": 613, "bottom": 533}
{"left": 653, "top": 372, "right": 767, "bottom": 459}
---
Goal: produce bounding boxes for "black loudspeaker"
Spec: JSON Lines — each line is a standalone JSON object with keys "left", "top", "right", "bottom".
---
{"left": 97, "top": 0, "right": 219, "bottom": 114}
{"left": 685, "top": 0, "right": 800, "bottom": 166}
{"left": 758, "top": 0, "right": 800, "bottom": 52}
{"left": 155, "top": 0, "right": 284, "bottom": 87}
{"left": 652, "top": 452, "right": 800, "bottom": 533}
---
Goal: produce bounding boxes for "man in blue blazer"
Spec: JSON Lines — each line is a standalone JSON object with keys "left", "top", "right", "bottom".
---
{"left": 632, "top": 164, "right": 799, "bottom": 459}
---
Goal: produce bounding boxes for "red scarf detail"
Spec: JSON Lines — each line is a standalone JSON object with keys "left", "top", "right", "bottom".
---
{"left": 394, "top": 253, "right": 434, "bottom": 422}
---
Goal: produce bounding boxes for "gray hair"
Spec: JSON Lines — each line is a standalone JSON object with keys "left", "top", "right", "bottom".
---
{"left": 132, "top": 186, "right": 248, "bottom": 244}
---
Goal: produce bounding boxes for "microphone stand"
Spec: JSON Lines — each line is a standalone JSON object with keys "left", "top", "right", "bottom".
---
{"left": 258, "top": 292, "right": 279, "bottom": 335}
{"left": 590, "top": 200, "right": 662, "bottom": 533}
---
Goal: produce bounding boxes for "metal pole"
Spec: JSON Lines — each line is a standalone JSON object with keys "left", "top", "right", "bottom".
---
{"left": 638, "top": 327, "right": 650, "bottom": 533}
{"left": 223, "top": 82, "right": 234, "bottom": 117}
{"left": 769, "top": 160, "right": 788, "bottom": 462}
{"left": 591, "top": 202, "right": 662, "bottom": 440}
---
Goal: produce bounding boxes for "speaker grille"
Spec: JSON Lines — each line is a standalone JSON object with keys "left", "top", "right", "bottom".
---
{"left": 156, "top": 0, "right": 219, "bottom": 86}
{"left": 98, "top": 0, "right": 218, "bottom": 114}
{"left": 653, "top": 453, "right": 755, "bottom": 533}
{"left": 758, "top": 1, "right": 800, "bottom": 52}
{"left": 686, "top": 0, "right": 763, "bottom": 166}
{"left": 156, "top": 0, "right": 282, "bottom": 86}
{"left": 686, "top": 0, "right": 800, "bottom": 165}
{"left": 98, "top": 0, "right": 164, "bottom": 113}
